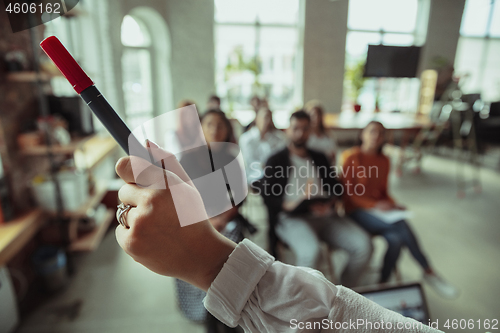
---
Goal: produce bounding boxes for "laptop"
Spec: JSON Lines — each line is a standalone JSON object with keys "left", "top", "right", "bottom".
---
{"left": 358, "top": 283, "right": 430, "bottom": 323}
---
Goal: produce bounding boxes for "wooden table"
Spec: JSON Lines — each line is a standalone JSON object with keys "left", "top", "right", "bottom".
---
{"left": 324, "top": 112, "right": 431, "bottom": 131}
{"left": 0, "top": 210, "right": 46, "bottom": 266}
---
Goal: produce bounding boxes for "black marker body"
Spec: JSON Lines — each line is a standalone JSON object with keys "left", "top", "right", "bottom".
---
{"left": 80, "top": 86, "right": 151, "bottom": 161}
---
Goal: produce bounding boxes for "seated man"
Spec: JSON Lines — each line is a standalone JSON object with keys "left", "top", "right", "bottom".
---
{"left": 255, "top": 110, "right": 373, "bottom": 288}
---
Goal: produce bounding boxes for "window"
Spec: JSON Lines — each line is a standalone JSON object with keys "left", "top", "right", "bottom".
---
{"left": 344, "top": 0, "right": 425, "bottom": 112}
{"left": 121, "top": 15, "right": 155, "bottom": 130}
{"left": 214, "top": 0, "right": 302, "bottom": 122}
{"left": 455, "top": 0, "right": 500, "bottom": 102}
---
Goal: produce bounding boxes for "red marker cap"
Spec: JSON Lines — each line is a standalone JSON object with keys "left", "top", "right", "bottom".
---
{"left": 40, "top": 36, "right": 94, "bottom": 94}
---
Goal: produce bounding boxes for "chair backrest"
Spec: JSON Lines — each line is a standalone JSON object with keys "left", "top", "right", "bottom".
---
{"left": 253, "top": 180, "right": 281, "bottom": 258}
{"left": 489, "top": 101, "right": 500, "bottom": 118}
{"left": 265, "top": 206, "right": 280, "bottom": 258}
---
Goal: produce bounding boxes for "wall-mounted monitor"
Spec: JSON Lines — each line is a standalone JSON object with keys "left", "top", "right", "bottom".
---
{"left": 364, "top": 45, "right": 421, "bottom": 78}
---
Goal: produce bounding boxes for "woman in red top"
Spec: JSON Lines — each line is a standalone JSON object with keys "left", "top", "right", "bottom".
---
{"left": 342, "top": 121, "right": 457, "bottom": 298}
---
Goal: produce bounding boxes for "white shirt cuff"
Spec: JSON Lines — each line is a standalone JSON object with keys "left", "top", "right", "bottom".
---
{"left": 203, "top": 239, "right": 275, "bottom": 327}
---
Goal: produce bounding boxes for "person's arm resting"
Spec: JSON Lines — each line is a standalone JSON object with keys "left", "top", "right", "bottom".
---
{"left": 204, "top": 239, "right": 443, "bottom": 333}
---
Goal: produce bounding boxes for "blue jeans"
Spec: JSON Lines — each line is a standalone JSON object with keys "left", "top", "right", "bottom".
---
{"left": 349, "top": 209, "right": 430, "bottom": 282}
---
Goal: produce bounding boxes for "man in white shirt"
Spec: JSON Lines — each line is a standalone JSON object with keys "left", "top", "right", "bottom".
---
{"left": 239, "top": 107, "right": 286, "bottom": 184}
{"left": 256, "top": 110, "right": 372, "bottom": 287}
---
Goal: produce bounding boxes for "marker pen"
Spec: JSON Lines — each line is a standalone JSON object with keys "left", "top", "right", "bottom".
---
{"left": 40, "top": 36, "right": 150, "bottom": 161}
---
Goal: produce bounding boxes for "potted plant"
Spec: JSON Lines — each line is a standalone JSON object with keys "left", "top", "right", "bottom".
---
{"left": 224, "top": 46, "right": 261, "bottom": 114}
{"left": 345, "top": 60, "right": 366, "bottom": 112}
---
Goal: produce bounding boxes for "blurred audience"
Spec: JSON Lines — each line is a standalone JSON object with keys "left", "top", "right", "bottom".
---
{"left": 169, "top": 96, "right": 459, "bottom": 299}
{"left": 304, "top": 100, "right": 337, "bottom": 165}
{"left": 342, "top": 121, "right": 458, "bottom": 298}
{"left": 257, "top": 110, "right": 372, "bottom": 288}
{"left": 239, "top": 107, "right": 286, "bottom": 185}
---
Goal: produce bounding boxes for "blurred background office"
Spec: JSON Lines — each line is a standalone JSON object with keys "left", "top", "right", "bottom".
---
{"left": 0, "top": 0, "right": 499, "bottom": 332}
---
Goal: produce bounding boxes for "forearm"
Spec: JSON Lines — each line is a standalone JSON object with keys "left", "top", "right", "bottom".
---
{"left": 198, "top": 234, "right": 237, "bottom": 291}
{"left": 183, "top": 226, "right": 237, "bottom": 291}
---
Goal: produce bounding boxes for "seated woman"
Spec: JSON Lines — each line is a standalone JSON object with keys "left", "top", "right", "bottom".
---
{"left": 305, "top": 100, "right": 337, "bottom": 165}
{"left": 238, "top": 107, "right": 286, "bottom": 185}
{"left": 177, "top": 109, "right": 252, "bottom": 333}
{"left": 342, "top": 121, "right": 458, "bottom": 298}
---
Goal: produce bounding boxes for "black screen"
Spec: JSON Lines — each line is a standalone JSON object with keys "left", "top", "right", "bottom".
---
{"left": 364, "top": 45, "right": 421, "bottom": 78}
{"left": 48, "top": 96, "right": 94, "bottom": 136}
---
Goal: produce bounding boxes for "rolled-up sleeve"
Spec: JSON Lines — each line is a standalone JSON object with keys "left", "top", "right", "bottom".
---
{"left": 204, "top": 239, "right": 443, "bottom": 333}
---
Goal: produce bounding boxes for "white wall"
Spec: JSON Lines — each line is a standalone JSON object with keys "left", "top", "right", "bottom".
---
{"left": 165, "top": 0, "right": 216, "bottom": 110}
{"left": 303, "top": 0, "right": 349, "bottom": 114}
{"left": 107, "top": 0, "right": 215, "bottom": 115}
{"left": 419, "top": 0, "right": 466, "bottom": 70}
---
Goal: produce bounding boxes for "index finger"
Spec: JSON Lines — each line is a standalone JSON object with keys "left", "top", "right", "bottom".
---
{"left": 116, "top": 156, "right": 168, "bottom": 187}
{"left": 115, "top": 150, "right": 193, "bottom": 188}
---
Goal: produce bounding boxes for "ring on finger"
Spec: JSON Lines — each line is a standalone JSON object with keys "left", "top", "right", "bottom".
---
{"left": 116, "top": 203, "right": 132, "bottom": 228}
